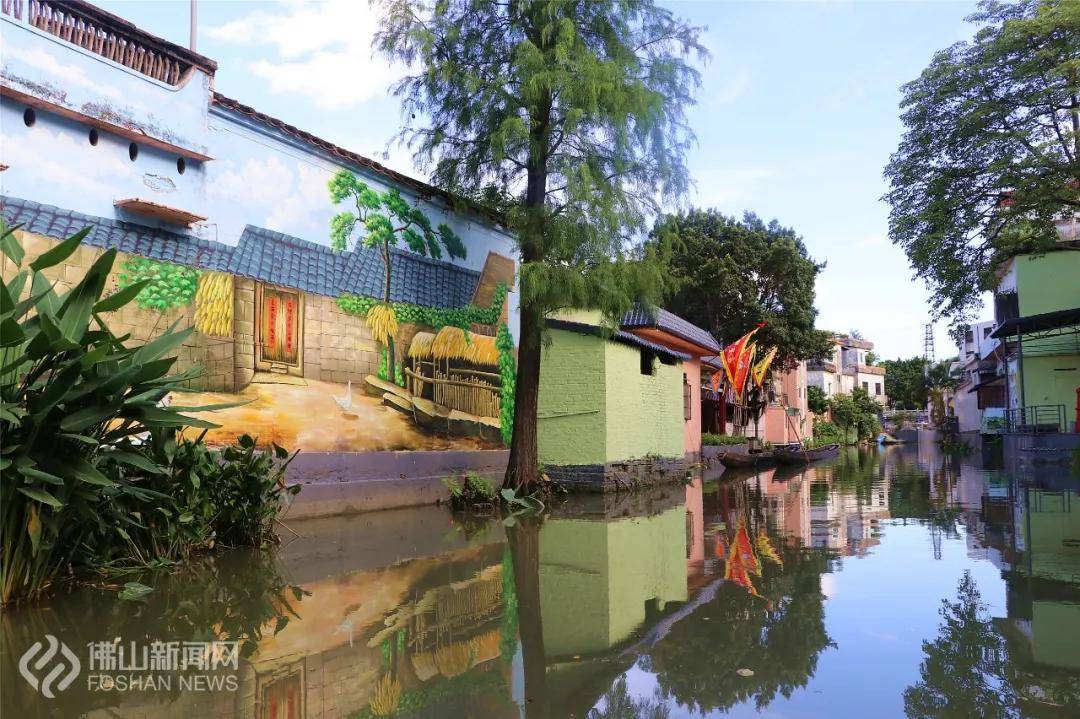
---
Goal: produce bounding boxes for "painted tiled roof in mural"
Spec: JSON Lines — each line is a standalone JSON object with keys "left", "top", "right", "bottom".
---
{"left": 1, "top": 196, "right": 233, "bottom": 272}
{"left": 621, "top": 305, "right": 721, "bottom": 353}
{"left": 1, "top": 196, "right": 481, "bottom": 308}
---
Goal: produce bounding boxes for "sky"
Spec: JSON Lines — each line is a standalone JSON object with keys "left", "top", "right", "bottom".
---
{"left": 96, "top": 0, "right": 993, "bottom": 360}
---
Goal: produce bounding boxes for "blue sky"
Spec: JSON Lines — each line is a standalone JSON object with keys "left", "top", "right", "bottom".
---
{"left": 98, "top": 0, "right": 990, "bottom": 360}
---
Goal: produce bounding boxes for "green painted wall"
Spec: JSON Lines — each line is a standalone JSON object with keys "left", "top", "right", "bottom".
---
{"left": 538, "top": 323, "right": 684, "bottom": 466}
{"left": 537, "top": 329, "right": 607, "bottom": 466}
{"left": 603, "top": 340, "right": 684, "bottom": 463}
{"left": 537, "top": 505, "right": 688, "bottom": 656}
{"left": 1021, "top": 355, "right": 1080, "bottom": 414}
{"left": 1015, "top": 251, "right": 1080, "bottom": 316}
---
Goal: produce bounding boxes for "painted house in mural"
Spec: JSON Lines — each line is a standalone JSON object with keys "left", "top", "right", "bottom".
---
{"left": 537, "top": 310, "right": 690, "bottom": 489}
{"left": 0, "top": 0, "right": 519, "bottom": 496}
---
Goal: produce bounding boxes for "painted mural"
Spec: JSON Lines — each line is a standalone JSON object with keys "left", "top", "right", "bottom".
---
{"left": 0, "top": 3, "right": 519, "bottom": 456}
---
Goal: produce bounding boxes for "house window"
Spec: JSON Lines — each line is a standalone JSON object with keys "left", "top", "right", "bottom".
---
{"left": 862, "top": 381, "right": 868, "bottom": 392}
{"left": 875, "top": 382, "right": 882, "bottom": 396}
{"left": 683, "top": 373, "right": 692, "bottom": 421}
{"left": 640, "top": 349, "right": 656, "bottom": 376}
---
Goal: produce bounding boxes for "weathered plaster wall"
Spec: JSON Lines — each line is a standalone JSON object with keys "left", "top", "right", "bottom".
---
{"left": 2, "top": 230, "right": 234, "bottom": 391}
{"left": 537, "top": 328, "right": 607, "bottom": 467}
{"left": 1021, "top": 355, "right": 1079, "bottom": 428}
{"left": 0, "top": 15, "right": 520, "bottom": 342}
{"left": 603, "top": 340, "right": 683, "bottom": 463}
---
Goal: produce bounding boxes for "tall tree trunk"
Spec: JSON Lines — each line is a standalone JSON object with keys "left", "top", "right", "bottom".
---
{"left": 507, "top": 514, "right": 547, "bottom": 718}
{"left": 383, "top": 243, "right": 396, "bottom": 383}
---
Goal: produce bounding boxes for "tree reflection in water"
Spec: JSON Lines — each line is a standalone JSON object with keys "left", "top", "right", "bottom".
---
{"left": 904, "top": 572, "right": 1080, "bottom": 718}
{"left": 587, "top": 676, "right": 670, "bottom": 719}
{"left": 645, "top": 539, "right": 834, "bottom": 713}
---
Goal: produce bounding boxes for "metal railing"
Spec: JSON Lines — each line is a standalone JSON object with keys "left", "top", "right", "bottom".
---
{"left": 1004, "top": 404, "right": 1066, "bottom": 434}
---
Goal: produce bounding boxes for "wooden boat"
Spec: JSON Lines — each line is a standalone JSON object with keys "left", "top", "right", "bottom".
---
{"left": 719, "top": 450, "right": 775, "bottom": 469}
{"left": 773, "top": 443, "right": 841, "bottom": 465}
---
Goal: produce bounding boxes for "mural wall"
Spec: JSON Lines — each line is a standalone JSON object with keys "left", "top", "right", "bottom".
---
{"left": 0, "top": 4, "right": 519, "bottom": 456}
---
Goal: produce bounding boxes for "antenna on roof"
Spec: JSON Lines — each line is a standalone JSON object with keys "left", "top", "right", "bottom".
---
{"left": 189, "top": 0, "right": 198, "bottom": 52}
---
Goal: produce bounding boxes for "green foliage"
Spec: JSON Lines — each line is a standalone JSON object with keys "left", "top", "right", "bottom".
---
{"left": 880, "top": 356, "right": 958, "bottom": 410}
{"left": 442, "top": 471, "right": 497, "bottom": 510}
{"left": 807, "top": 386, "right": 829, "bottom": 415}
{"left": 883, "top": 0, "right": 1080, "bottom": 334}
{"left": 827, "top": 388, "right": 882, "bottom": 443}
{"left": 117, "top": 257, "right": 200, "bottom": 312}
{"left": 702, "top": 433, "right": 749, "bottom": 446}
{"left": 329, "top": 171, "right": 466, "bottom": 261}
{"left": 650, "top": 209, "right": 833, "bottom": 363}
{"left": 376, "top": 0, "right": 704, "bottom": 489}
{"left": 811, "top": 420, "right": 846, "bottom": 447}
{"left": 337, "top": 282, "right": 507, "bottom": 332}
{"left": 496, "top": 323, "right": 516, "bottom": 444}
{"left": 377, "top": 345, "right": 389, "bottom": 382}
{"left": 0, "top": 221, "right": 218, "bottom": 603}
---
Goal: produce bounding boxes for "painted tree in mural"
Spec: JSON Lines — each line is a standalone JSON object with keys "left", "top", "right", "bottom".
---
{"left": 329, "top": 171, "right": 466, "bottom": 381}
{"left": 883, "top": 0, "right": 1080, "bottom": 339}
{"left": 376, "top": 0, "right": 704, "bottom": 490}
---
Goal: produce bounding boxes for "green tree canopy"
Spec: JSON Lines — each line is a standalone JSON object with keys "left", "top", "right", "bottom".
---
{"left": 376, "top": 0, "right": 705, "bottom": 488}
{"left": 883, "top": 0, "right": 1080, "bottom": 335}
{"left": 650, "top": 209, "right": 832, "bottom": 363}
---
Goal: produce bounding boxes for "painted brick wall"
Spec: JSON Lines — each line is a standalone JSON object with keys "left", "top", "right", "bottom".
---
{"left": 300, "top": 293, "right": 380, "bottom": 384}
{"left": 3, "top": 231, "right": 234, "bottom": 391}
{"left": 603, "top": 340, "right": 683, "bottom": 463}
{"left": 538, "top": 328, "right": 607, "bottom": 466}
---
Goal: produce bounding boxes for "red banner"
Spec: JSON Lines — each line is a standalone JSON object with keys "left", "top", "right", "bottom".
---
{"left": 719, "top": 324, "right": 764, "bottom": 401}
{"left": 284, "top": 298, "right": 295, "bottom": 354}
{"left": 267, "top": 296, "right": 278, "bottom": 347}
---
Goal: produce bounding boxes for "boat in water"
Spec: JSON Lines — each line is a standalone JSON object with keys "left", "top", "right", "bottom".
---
{"left": 773, "top": 443, "right": 841, "bottom": 465}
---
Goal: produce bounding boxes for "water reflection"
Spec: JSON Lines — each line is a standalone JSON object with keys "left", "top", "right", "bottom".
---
{"left": 1, "top": 447, "right": 1078, "bottom": 717}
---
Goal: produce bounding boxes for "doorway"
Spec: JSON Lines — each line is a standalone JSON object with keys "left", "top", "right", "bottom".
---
{"left": 256, "top": 283, "right": 303, "bottom": 375}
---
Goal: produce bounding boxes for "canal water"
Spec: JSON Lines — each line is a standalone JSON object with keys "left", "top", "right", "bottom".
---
{"left": 3, "top": 445, "right": 1079, "bottom": 718}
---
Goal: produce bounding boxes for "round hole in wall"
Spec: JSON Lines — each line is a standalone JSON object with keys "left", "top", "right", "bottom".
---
{"left": 176, "top": 157, "right": 186, "bottom": 175}
{"left": 128, "top": 142, "right": 139, "bottom": 161}
{"left": 88, "top": 128, "right": 99, "bottom": 146}
{"left": 23, "top": 107, "right": 36, "bottom": 127}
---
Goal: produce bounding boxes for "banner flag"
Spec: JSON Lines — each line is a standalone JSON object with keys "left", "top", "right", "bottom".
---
{"left": 719, "top": 324, "right": 764, "bottom": 397}
{"left": 752, "top": 346, "right": 779, "bottom": 388}
{"left": 732, "top": 343, "right": 756, "bottom": 402}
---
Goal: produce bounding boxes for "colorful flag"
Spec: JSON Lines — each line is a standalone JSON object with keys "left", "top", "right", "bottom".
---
{"left": 733, "top": 344, "right": 756, "bottom": 402}
{"left": 752, "top": 346, "right": 779, "bottom": 388}
{"left": 720, "top": 324, "right": 764, "bottom": 401}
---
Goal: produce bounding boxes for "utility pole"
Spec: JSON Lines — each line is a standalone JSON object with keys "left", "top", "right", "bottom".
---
{"left": 189, "top": 0, "right": 198, "bottom": 52}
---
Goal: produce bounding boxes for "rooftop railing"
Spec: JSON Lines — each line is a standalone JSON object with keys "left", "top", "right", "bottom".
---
{"left": 1, "top": 0, "right": 214, "bottom": 86}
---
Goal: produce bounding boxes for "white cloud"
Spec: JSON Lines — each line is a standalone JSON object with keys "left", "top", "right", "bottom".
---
{"left": 690, "top": 166, "right": 775, "bottom": 210}
{"left": 0, "top": 125, "right": 139, "bottom": 197}
{"left": 206, "top": 0, "right": 406, "bottom": 109}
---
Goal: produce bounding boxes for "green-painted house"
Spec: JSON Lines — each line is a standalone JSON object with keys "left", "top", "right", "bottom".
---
{"left": 538, "top": 310, "right": 690, "bottom": 489}
{"left": 990, "top": 240, "right": 1080, "bottom": 436}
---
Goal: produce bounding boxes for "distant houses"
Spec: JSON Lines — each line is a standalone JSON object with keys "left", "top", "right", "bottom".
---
{"left": 807, "top": 335, "right": 887, "bottom": 405}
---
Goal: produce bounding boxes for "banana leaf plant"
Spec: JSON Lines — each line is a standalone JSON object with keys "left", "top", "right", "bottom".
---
{"left": 0, "top": 219, "right": 225, "bottom": 603}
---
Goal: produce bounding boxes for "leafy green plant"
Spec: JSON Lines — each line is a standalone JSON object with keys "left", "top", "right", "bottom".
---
{"left": 807, "top": 386, "right": 829, "bottom": 415}
{"left": 496, "top": 323, "right": 515, "bottom": 444}
{"left": 702, "top": 433, "right": 748, "bottom": 446}
{"left": 442, "top": 471, "right": 497, "bottom": 510}
{"left": 117, "top": 257, "right": 200, "bottom": 312}
{"left": 337, "top": 282, "right": 507, "bottom": 333}
{"left": 0, "top": 221, "right": 220, "bottom": 603}
{"left": 811, "top": 420, "right": 846, "bottom": 447}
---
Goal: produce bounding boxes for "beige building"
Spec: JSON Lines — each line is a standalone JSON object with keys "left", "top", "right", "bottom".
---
{"left": 807, "top": 335, "right": 887, "bottom": 405}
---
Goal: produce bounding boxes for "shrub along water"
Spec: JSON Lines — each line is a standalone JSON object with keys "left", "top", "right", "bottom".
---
{"left": 0, "top": 222, "right": 296, "bottom": 604}
{"left": 702, "top": 433, "right": 749, "bottom": 447}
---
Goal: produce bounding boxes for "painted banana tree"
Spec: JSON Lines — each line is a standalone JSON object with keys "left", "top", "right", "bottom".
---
{"left": 329, "top": 170, "right": 466, "bottom": 382}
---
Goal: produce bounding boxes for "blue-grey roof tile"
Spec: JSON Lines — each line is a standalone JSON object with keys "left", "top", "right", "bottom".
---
{"left": 2, "top": 196, "right": 481, "bottom": 309}
{"left": 621, "top": 304, "right": 721, "bottom": 354}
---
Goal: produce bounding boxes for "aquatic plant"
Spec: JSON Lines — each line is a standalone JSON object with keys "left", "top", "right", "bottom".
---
{"left": 442, "top": 472, "right": 497, "bottom": 510}
{"left": 0, "top": 221, "right": 217, "bottom": 603}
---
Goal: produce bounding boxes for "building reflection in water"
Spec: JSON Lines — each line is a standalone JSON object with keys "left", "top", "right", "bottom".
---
{"left": 2, "top": 445, "right": 1078, "bottom": 718}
